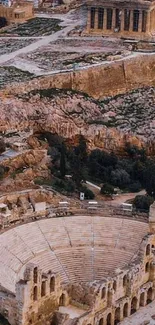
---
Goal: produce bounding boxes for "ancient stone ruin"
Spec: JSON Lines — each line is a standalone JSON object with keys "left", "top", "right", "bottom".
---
{"left": 0, "top": 198, "right": 154, "bottom": 325}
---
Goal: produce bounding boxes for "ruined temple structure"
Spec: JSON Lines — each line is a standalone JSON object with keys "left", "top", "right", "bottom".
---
{"left": 1, "top": 201, "right": 155, "bottom": 325}
{"left": 85, "top": 0, "right": 155, "bottom": 40}
{"left": 0, "top": 1, "right": 33, "bottom": 24}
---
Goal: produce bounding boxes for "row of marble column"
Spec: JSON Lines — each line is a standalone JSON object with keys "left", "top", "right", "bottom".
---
{"left": 88, "top": 7, "right": 149, "bottom": 33}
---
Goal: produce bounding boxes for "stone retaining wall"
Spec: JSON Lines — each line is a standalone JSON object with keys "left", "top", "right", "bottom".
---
{"left": 2, "top": 53, "right": 155, "bottom": 99}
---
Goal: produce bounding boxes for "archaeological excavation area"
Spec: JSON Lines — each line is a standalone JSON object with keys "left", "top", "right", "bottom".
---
{"left": 0, "top": 3, "right": 154, "bottom": 325}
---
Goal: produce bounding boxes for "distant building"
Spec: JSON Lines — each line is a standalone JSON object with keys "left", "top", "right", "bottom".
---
{"left": 85, "top": 0, "right": 155, "bottom": 41}
{"left": 0, "top": 1, "right": 34, "bottom": 23}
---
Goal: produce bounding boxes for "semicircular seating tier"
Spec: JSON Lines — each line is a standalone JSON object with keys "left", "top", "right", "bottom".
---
{"left": 0, "top": 216, "right": 148, "bottom": 294}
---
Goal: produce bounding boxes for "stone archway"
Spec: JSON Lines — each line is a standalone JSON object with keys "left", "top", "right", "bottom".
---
{"left": 123, "top": 275, "right": 127, "bottom": 287}
{"left": 99, "top": 318, "right": 104, "bottom": 325}
{"left": 123, "top": 302, "right": 129, "bottom": 318}
{"left": 107, "top": 290, "right": 112, "bottom": 306}
{"left": 33, "top": 286, "right": 38, "bottom": 301}
{"left": 146, "top": 244, "right": 151, "bottom": 256}
{"left": 59, "top": 293, "right": 67, "bottom": 306}
{"left": 145, "top": 262, "right": 150, "bottom": 273}
{"left": 131, "top": 296, "right": 138, "bottom": 314}
{"left": 140, "top": 292, "right": 145, "bottom": 306}
{"left": 147, "top": 287, "right": 153, "bottom": 304}
{"left": 106, "top": 313, "right": 112, "bottom": 325}
{"left": 114, "top": 307, "right": 121, "bottom": 325}
{"left": 113, "top": 280, "right": 117, "bottom": 292}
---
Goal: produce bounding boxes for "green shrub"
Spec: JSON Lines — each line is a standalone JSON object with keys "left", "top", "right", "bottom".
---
{"left": 133, "top": 195, "right": 154, "bottom": 212}
{"left": 128, "top": 181, "right": 141, "bottom": 193}
{"left": 80, "top": 186, "right": 95, "bottom": 199}
{"left": 64, "top": 179, "right": 75, "bottom": 193}
{"left": 100, "top": 183, "right": 114, "bottom": 195}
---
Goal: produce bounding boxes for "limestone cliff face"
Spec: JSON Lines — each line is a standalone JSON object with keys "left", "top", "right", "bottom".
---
{"left": 1, "top": 53, "right": 155, "bottom": 99}
{"left": 0, "top": 89, "right": 154, "bottom": 156}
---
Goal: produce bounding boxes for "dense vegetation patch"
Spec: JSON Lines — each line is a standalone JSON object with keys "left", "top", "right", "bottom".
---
{"left": 0, "top": 67, "right": 34, "bottom": 89}
{"left": 0, "top": 17, "right": 62, "bottom": 37}
{"left": 35, "top": 133, "right": 155, "bottom": 208}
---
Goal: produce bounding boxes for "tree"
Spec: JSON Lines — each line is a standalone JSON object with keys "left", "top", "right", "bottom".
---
{"left": 125, "top": 143, "right": 146, "bottom": 162}
{"left": 69, "top": 135, "right": 88, "bottom": 187}
{"left": 133, "top": 195, "right": 154, "bottom": 212}
{"left": 128, "top": 181, "right": 141, "bottom": 193}
{"left": 100, "top": 183, "right": 114, "bottom": 195}
{"left": 110, "top": 169, "right": 130, "bottom": 188}
{"left": 142, "top": 161, "right": 155, "bottom": 197}
{"left": 80, "top": 186, "right": 95, "bottom": 199}
{"left": 0, "top": 138, "right": 6, "bottom": 154}
{"left": 0, "top": 17, "right": 7, "bottom": 28}
{"left": 76, "top": 135, "right": 87, "bottom": 164}
{"left": 60, "top": 144, "right": 66, "bottom": 179}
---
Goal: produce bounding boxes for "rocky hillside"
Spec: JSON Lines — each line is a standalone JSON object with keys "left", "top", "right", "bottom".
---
{"left": 0, "top": 87, "right": 155, "bottom": 155}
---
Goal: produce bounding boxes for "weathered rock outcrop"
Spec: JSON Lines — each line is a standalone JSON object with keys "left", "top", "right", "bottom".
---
{"left": 0, "top": 88, "right": 155, "bottom": 156}
{"left": 0, "top": 149, "right": 47, "bottom": 171}
{"left": 0, "top": 149, "right": 49, "bottom": 192}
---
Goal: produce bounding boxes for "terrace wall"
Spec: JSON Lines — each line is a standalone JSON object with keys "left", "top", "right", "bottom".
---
{"left": 3, "top": 53, "right": 155, "bottom": 99}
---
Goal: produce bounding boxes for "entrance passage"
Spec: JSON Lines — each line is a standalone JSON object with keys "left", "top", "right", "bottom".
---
{"left": 131, "top": 297, "right": 138, "bottom": 314}
{"left": 114, "top": 307, "right": 121, "bottom": 324}
{"left": 107, "top": 313, "right": 112, "bottom": 325}
{"left": 59, "top": 293, "right": 67, "bottom": 306}
{"left": 140, "top": 292, "right": 145, "bottom": 306}
{"left": 147, "top": 287, "right": 153, "bottom": 304}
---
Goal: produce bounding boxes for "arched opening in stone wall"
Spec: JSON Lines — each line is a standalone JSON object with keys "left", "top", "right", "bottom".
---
{"left": 106, "top": 313, "right": 112, "bottom": 325}
{"left": 59, "top": 293, "right": 67, "bottom": 306}
{"left": 50, "top": 276, "right": 55, "bottom": 292}
{"left": 99, "top": 318, "right": 104, "bottom": 325}
{"left": 131, "top": 297, "right": 138, "bottom": 314}
{"left": 33, "top": 267, "right": 38, "bottom": 284}
{"left": 147, "top": 287, "right": 153, "bottom": 304}
{"left": 41, "top": 281, "right": 46, "bottom": 297}
{"left": 146, "top": 244, "right": 151, "bottom": 256}
{"left": 114, "top": 307, "right": 121, "bottom": 325}
{"left": 145, "top": 262, "right": 150, "bottom": 273}
{"left": 33, "top": 286, "right": 38, "bottom": 301}
{"left": 123, "top": 302, "right": 128, "bottom": 318}
{"left": 107, "top": 290, "right": 112, "bottom": 306}
{"left": 140, "top": 292, "right": 145, "bottom": 306}
{"left": 123, "top": 275, "right": 127, "bottom": 287}
{"left": 101, "top": 287, "right": 106, "bottom": 299}
{"left": 113, "top": 280, "right": 117, "bottom": 292}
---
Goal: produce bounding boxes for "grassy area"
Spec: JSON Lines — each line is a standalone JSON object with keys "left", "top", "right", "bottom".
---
{"left": 0, "top": 66, "right": 35, "bottom": 89}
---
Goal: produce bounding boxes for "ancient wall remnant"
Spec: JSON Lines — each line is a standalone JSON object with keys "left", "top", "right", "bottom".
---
{"left": 2, "top": 53, "right": 155, "bottom": 99}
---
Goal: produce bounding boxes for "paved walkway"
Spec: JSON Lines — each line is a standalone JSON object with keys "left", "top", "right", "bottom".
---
{"left": 0, "top": 23, "right": 78, "bottom": 65}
